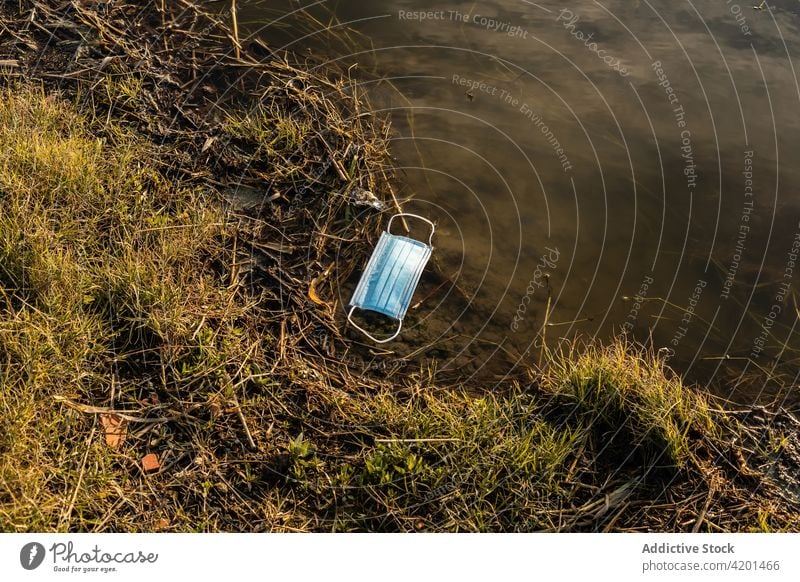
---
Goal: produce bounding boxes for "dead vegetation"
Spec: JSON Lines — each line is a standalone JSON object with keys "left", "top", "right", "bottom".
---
{"left": 0, "top": 1, "right": 798, "bottom": 532}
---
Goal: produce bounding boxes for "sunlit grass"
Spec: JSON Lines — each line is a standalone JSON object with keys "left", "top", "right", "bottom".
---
{"left": 0, "top": 85, "right": 253, "bottom": 531}
{"left": 540, "top": 340, "right": 716, "bottom": 468}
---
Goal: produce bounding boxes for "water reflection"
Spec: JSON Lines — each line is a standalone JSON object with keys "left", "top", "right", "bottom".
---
{"left": 233, "top": 0, "right": 800, "bottom": 405}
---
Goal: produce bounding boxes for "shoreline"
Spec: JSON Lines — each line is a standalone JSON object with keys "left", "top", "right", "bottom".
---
{"left": 0, "top": 0, "right": 798, "bottom": 532}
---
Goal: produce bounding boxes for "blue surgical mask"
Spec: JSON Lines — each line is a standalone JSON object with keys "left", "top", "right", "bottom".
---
{"left": 348, "top": 214, "right": 435, "bottom": 343}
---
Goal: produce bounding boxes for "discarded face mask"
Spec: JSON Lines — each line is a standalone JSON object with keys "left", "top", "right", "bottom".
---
{"left": 348, "top": 213, "right": 435, "bottom": 343}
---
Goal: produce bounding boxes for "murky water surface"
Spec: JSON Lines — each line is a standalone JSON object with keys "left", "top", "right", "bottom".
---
{"left": 233, "top": 0, "right": 800, "bottom": 404}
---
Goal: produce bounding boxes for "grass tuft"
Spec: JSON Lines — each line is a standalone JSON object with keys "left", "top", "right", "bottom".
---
{"left": 541, "top": 341, "right": 716, "bottom": 469}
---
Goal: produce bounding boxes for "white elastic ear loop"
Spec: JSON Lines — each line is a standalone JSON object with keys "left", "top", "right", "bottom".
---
{"left": 387, "top": 213, "right": 435, "bottom": 246}
{"left": 347, "top": 306, "right": 403, "bottom": 344}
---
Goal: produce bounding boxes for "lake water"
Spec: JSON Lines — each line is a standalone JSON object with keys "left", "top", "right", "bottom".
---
{"left": 234, "top": 0, "right": 800, "bottom": 406}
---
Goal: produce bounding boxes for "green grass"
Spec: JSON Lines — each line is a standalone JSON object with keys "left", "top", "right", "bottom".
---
{"left": 540, "top": 341, "right": 716, "bottom": 469}
{"left": 310, "top": 387, "right": 583, "bottom": 531}
{"left": 0, "top": 85, "right": 254, "bottom": 531}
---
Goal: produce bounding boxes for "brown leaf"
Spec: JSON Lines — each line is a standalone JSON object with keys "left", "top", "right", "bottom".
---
{"left": 142, "top": 453, "right": 160, "bottom": 473}
{"left": 209, "top": 399, "right": 222, "bottom": 418}
{"left": 99, "top": 413, "right": 127, "bottom": 449}
{"left": 308, "top": 282, "right": 325, "bottom": 305}
{"left": 308, "top": 264, "right": 334, "bottom": 307}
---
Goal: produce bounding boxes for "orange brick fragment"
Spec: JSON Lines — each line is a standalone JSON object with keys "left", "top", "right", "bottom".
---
{"left": 141, "top": 453, "right": 160, "bottom": 473}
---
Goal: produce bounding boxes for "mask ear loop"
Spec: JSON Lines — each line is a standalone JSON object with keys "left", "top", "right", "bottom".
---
{"left": 387, "top": 213, "right": 435, "bottom": 246}
{"left": 347, "top": 306, "right": 402, "bottom": 344}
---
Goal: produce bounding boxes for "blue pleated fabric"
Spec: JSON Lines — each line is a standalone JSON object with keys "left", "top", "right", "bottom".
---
{"left": 350, "top": 232, "right": 432, "bottom": 320}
